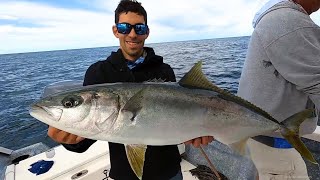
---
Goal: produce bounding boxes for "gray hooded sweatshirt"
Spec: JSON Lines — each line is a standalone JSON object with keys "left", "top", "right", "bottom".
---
{"left": 237, "top": 1, "right": 320, "bottom": 137}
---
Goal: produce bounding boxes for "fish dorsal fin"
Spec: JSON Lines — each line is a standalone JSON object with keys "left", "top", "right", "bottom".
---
{"left": 146, "top": 78, "right": 166, "bottom": 83}
{"left": 178, "top": 61, "right": 221, "bottom": 92}
{"left": 179, "top": 61, "right": 277, "bottom": 122}
{"left": 125, "top": 144, "right": 147, "bottom": 180}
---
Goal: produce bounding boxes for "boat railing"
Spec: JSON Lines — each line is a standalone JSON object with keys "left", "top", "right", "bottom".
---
{"left": 0, "top": 147, "right": 13, "bottom": 156}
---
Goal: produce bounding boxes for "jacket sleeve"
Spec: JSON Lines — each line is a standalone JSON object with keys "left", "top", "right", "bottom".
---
{"left": 62, "top": 139, "right": 96, "bottom": 153}
{"left": 83, "top": 61, "right": 108, "bottom": 86}
{"left": 62, "top": 62, "right": 104, "bottom": 152}
{"left": 161, "top": 63, "right": 176, "bottom": 82}
{"left": 266, "top": 27, "right": 320, "bottom": 111}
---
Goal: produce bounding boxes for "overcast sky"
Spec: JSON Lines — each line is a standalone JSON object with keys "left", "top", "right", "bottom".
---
{"left": 1, "top": 0, "right": 319, "bottom": 54}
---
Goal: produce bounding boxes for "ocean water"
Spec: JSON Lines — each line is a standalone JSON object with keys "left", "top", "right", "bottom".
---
{"left": 0, "top": 36, "right": 248, "bottom": 150}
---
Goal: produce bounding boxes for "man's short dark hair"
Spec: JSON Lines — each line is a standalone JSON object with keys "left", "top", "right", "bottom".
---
{"left": 115, "top": 0, "right": 147, "bottom": 24}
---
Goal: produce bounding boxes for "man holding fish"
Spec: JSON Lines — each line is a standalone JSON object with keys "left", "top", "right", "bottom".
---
{"left": 45, "top": 0, "right": 213, "bottom": 180}
{"left": 30, "top": 0, "right": 320, "bottom": 180}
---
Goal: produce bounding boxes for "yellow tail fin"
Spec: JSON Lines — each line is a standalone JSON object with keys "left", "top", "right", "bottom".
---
{"left": 280, "top": 109, "right": 317, "bottom": 164}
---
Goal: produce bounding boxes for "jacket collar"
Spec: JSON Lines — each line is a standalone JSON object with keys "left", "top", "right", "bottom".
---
{"left": 252, "top": 0, "right": 288, "bottom": 28}
{"left": 107, "top": 47, "right": 163, "bottom": 70}
{"left": 252, "top": 0, "right": 308, "bottom": 28}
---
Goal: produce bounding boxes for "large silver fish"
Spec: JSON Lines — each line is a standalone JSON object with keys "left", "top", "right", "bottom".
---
{"left": 29, "top": 61, "right": 317, "bottom": 179}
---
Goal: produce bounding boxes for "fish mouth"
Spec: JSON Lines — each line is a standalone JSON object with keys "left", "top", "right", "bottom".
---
{"left": 30, "top": 105, "right": 63, "bottom": 122}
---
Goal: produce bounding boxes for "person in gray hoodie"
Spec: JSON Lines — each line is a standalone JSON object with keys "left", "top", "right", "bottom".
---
{"left": 237, "top": 0, "right": 320, "bottom": 179}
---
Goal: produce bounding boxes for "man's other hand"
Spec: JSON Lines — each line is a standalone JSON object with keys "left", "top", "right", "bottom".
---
{"left": 184, "top": 136, "right": 214, "bottom": 148}
{"left": 48, "top": 126, "right": 85, "bottom": 144}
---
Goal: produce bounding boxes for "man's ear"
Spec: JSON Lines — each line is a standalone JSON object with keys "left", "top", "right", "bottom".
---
{"left": 145, "top": 27, "right": 150, "bottom": 39}
{"left": 112, "top": 25, "right": 119, "bottom": 38}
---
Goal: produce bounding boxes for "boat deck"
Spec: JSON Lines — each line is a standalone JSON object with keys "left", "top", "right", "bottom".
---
{"left": 2, "top": 126, "right": 320, "bottom": 180}
{"left": 3, "top": 142, "right": 198, "bottom": 180}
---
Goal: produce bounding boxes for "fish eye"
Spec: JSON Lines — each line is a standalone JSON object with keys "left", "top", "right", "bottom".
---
{"left": 62, "top": 95, "right": 83, "bottom": 108}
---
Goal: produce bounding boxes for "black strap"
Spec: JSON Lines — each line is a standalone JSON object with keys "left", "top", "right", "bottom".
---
{"left": 252, "top": 135, "right": 275, "bottom": 147}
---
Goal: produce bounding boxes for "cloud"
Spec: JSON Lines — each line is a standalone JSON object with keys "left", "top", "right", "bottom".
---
{"left": 0, "top": 0, "right": 319, "bottom": 54}
{"left": 0, "top": 1, "right": 115, "bottom": 54}
{"left": 94, "top": 0, "right": 260, "bottom": 41}
{"left": 91, "top": 0, "right": 320, "bottom": 40}
{"left": 0, "top": 14, "right": 19, "bottom": 20}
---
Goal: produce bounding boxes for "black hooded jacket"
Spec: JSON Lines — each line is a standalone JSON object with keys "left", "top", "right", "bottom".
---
{"left": 63, "top": 47, "right": 182, "bottom": 180}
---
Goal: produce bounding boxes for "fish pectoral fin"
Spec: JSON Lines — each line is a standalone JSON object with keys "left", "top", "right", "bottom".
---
{"left": 229, "top": 138, "right": 250, "bottom": 157}
{"left": 95, "top": 110, "right": 118, "bottom": 131}
{"left": 122, "top": 89, "right": 146, "bottom": 121}
{"left": 125, "top": 144, "right": 147, "bottom": 180}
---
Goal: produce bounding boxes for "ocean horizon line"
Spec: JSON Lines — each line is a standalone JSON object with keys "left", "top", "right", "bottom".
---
{"left": 0, "top": 35, "right": 250, "bottom": 56}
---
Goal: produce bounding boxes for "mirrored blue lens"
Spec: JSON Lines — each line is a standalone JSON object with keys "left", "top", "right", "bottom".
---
{"left": 134, "top": 24, "right": 148, "bottom": 35}
{"left": 116, "top": 23, "right": 148, "bottom": 35}
{"left": 116, "top": 23, "right": 131, "bottom": 34}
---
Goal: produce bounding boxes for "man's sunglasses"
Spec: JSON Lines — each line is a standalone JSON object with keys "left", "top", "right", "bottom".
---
{"left": 116, "top": 23, "right": 149, "bottom": 35}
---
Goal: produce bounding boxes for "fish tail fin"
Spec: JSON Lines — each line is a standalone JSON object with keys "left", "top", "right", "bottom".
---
{"left": 280, "top": 109, "right": 317, "bottom": 164}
